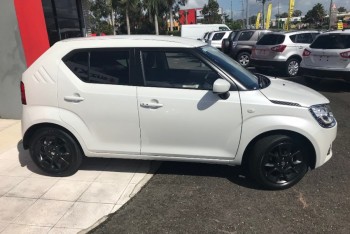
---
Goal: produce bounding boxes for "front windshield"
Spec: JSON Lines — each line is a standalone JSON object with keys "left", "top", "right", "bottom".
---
{"left": 198, "top": 45, "right": 259, "bottom": 90}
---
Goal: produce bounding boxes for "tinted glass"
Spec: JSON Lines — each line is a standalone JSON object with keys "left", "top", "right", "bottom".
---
{"left": 64, "top": 51, "right": 89, "bottom": 82}
{"left": 64, "top": 50, "right": 130, "bottom": 85}
{"left": 238, "top": 31, "right": 254, "bottom": 41}
{"left": 229, "top": 31, "right": 237, "bottom": 40}
{"left": 90, "top": 51, "right": 130, "bottom": 85}
{"left": 310, "top": 34, "right": 350, "bottom": 49}
{"left": 212, "top": 32, "right": 225, "bottom": 40}
{"left": 289, "top": 35, "right": 297, "bottom": 43}
{"left": 198, "top": 46, "right": 259, "bottom": 90}
{"left": 296, "top": 33, "right": 313, "bottom": 44}
{"left": 142, "top": 51, "right": 217, "bottom": 90}
{"left": 55, "top": 0, "right": 78, "bottom": 18}
{"left": 257, "top": 34, "right": 285, "bottom": 45}
{"left": 58, "top": 19, "right": 82, "bottom": 39}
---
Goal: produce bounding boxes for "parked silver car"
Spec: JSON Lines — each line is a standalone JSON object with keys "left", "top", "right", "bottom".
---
{"left": 251, "top": 31, "right": 320, "bottom": 76}
{"left": 300, "top": 30, "right": 350, "bottom": 84}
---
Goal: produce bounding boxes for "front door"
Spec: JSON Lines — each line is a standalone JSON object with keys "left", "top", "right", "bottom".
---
{"left": 137, "top": 49, "right": 242, "bottom": 159}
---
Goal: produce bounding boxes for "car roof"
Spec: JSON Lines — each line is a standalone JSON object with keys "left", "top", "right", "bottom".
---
{"left": 268, "top": 30, "right": 320, "bottom": 36}
{"left": 58, "top": 35, "right": 207, "bottom": 48}
{"left": 320, "top": 30, "right": 350, "bottom": 35}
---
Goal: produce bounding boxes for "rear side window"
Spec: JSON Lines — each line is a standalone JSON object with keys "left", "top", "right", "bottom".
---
{"left": 64, "top": 50, "right": 130, "bottom": 85}
{"left": 237, "top": 31, "right": 254, "bottom": 41}
{"left": 295, "top": 33, "right": 313, "bottom": 44}
{"left": 257, "top": 34, "right": 285, "bottom": 45}
{"left": 212, "top": 32, "right": 225, "bottom": 41}
{"left": 310, "top": 34, "right": 350, "bottom": 49}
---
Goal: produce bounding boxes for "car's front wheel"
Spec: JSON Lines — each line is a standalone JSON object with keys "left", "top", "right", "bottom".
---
{"left": 249, "top": 134, "right": 309, "bottom": 190}
{"left": 29, "top": 127, "right": 83, "bottom": 176}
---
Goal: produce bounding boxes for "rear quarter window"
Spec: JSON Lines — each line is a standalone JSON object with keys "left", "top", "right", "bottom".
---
{"left": 257, "top": 34, "right": 285, "bottom": 45}
{"left": 237, "top": 31, "right": 254, "bottom": 41}
{"left": 310, "top": 34, "right": 350, "bottom": 49}
{"left": 212, "top": 32, "right": 225, "bottom": 40}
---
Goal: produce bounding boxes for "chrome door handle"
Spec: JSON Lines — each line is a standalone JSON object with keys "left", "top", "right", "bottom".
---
{"left": 140, "top": 102, "right": 163, "bottom": 108}
{"left": 64, "top": 95, "right": 85, "bottom": 103}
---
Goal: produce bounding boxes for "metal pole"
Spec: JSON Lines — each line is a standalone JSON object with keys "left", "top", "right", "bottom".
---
{"left": 246, "top": 0, "right": 249, "bottom": 28}
{"left": 329, "top": 0, "right": 333, "bottom": 30}
{"left": 231, "top": 0, "right": 233, "bottom": 21}
{"left": 262, "top": 0, "right": 266, "bottom": 29}
{"left": 277, "top": 0, "right": 280, "bottom": 29}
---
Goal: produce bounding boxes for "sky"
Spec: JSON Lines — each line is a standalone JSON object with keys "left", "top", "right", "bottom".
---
{"left": 180, "top": 0, "right": 350, "bottom": 19}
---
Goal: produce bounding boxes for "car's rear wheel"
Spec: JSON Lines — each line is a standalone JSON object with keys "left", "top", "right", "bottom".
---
{"left": 29, "top": 128, "right": 83, "bottom": 176}
{"left": 249, "top": 134, "right": 309, "bottom": 190}
{"left": 285, "top": 58, "right": 300, "bottom": 77}
{"left": 237, "top": 52, "right": 251, "bottom": 67}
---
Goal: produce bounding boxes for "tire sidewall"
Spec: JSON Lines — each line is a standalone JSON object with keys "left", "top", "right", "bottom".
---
{"left": 29, "top": 128, "right": 82, "bottom": 176}
{"left": 237, "top": 52, "right": 250, "bottom": 67}
{"left": 286, "top": 59, "right": 300, "bottom": 77}
{"left": 250, "top": 135, "right": 309, "bottom": 190}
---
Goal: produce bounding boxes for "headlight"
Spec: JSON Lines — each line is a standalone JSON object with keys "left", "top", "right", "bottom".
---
{"left": 309, "top": 104, "right": 336, "bottom": 128}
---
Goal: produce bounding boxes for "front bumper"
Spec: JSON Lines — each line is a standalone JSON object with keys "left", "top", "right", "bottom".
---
{"left": 312, "top": 123, "right": 337, "bottom": 168}
{"left": 300, "top": 67, "right": 350, "bottom": 80}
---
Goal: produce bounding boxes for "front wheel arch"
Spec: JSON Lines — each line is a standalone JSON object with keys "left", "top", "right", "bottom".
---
{"left": 241, "top": 130, "right": 316, "bottom": 171}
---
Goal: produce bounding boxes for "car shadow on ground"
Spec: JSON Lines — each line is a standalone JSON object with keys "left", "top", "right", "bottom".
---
{"left": 16, "top": 141, "right": 152, "bottom": 176}
{"left": 16, "top": 141, "right": 261, "bottom": 190}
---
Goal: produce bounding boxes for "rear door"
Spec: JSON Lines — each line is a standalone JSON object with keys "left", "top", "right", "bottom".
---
{"left": 58, "top": 48, "right": 141, "bottom": 154}
{"left": 295, "top": 33, "right": 314, "bottom": 56}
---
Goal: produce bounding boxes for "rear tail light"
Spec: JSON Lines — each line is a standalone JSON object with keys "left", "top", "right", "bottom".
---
{"left": 340, "top": 51, "right": 350, "bottom": 58}
{"left": 20, "top": 81, "right": 26, "bottom": 105}
{"left": 303, "top": 49, "right": 311, "bottom": 57}
{"left": 271, "top": 45, "right": 287, "bottom": 52}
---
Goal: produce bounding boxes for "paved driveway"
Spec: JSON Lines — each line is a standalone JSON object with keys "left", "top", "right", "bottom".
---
{"left": 0, "top": 120, "right": 156, "bottom": 234}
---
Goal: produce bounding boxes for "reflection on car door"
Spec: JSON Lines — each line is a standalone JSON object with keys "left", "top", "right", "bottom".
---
{"left": 137, "top": 49, "right": 242, "bottom": 159}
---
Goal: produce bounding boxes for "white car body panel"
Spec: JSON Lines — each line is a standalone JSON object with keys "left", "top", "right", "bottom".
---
{"left": 137, "top": 87, "right": 242, "bottom": 159}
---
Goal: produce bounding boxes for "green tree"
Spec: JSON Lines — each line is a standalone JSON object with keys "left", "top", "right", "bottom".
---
{"left": 118, "top": 0, "right": 139, "bottom": 35}
{"left": 338, "top": 7, "right": 347, "bottom": 13}
{"left": 202, "top": 0, "right": 221, "bottom": 24}
{"left": 167, "top": 0, "right": 187, "bottom": 32}
{"left": 292, "top": 10, "right": 302, "bottom": 17}
{"left": 280, "top": 12, "right": 289, "bottom": 18}
{"left": 89, "top": 0, "right": 114, "bottom": 34}
{"left": 303, "top": 3, "right": 326, "bottom": 27}
{"left": 144, "top": 0, "right": 167, "bottom": 35}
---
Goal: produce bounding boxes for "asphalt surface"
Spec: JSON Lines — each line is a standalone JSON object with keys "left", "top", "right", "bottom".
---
{"left": 90, "top": 76, "right": 350, "bottom": 234}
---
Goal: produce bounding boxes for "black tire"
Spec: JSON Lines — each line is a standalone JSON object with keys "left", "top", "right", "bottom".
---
{"left": 222, "top": 39, "right": 230, "bottom": 54}
{"left": 237, "top": 52, "right": 251, "bottom": 68}
{"left": 304, "top": 76, "right": 321, "bottom": 86}
{"left": 285, "top": 58, "right": 300, "bottom": 77}
{"left": 249, "top": 134, "right": 309, "bottom": 190}
{"left": 29, "top": 127, "right": 83, "bottom": 176}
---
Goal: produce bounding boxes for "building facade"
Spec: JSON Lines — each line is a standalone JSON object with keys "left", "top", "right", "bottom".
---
{"left": 0, "top": 0, "right": 86, "bottom": 119}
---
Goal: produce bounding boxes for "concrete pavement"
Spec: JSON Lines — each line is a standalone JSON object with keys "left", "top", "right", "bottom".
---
{"left": 0, "top": 119, "right": 157, "bottom": 234}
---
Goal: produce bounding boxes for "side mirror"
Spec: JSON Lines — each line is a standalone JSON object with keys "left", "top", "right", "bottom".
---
{"left": 212, "top": 79, "right": 231, "bottom": 100}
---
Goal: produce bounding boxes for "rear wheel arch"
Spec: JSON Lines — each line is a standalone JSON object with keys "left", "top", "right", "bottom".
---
{"left": 241, "top": 130, "right": 316, "bottom": 170}
{"left": 23, "top": 123, "right": 84, "bottom": 154}
{"left": 287, "top": 55, "right": 302, "bottom": 63}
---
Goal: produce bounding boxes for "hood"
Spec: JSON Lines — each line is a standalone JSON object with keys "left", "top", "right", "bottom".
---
{"left": 259, "top": 78, "right": 329, "bottom": 107}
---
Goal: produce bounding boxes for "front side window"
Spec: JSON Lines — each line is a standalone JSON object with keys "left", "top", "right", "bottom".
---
{"left": 141, "top": 50, "right": 219, "bottom": 90}
{"left": 64, "top": 50, "right": 130, "bottom": 85}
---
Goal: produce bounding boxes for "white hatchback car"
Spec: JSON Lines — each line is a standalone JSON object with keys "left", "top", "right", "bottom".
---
{"left": 21, "top": 35, "right": 337, "bottom": 189}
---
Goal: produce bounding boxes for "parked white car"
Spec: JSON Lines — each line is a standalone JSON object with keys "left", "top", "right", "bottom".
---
{"left": 251, "top": 31, "right": 320, "bottom": 76}
{"left": 206, "top": 30, "right": 231, "bottom": 49}
{"left": 21, "top": 35, "right": 337, "bottom": 189}
{"left": 181, "top": 24, "right": 230, "bottom": 40}
{"left": 300, "top": 30, "right": 350, "bottom": 84}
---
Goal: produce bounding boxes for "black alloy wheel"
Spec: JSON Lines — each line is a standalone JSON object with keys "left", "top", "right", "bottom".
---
{"left": 29, "top": 128, "right": 82, "bottom": 176}
{"left": 249, "top": 135, "right": 309, "bottom": 190}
